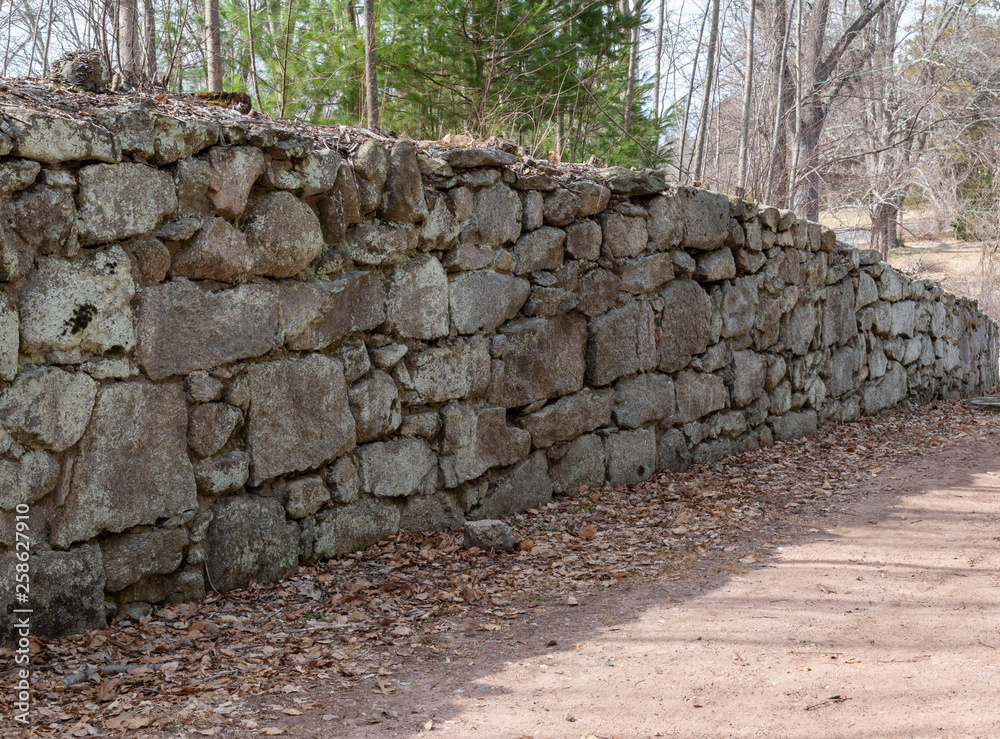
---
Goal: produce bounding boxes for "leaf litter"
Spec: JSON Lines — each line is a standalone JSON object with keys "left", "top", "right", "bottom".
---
{"left": 1, "top": 399, "right": 996, "bottom": 737}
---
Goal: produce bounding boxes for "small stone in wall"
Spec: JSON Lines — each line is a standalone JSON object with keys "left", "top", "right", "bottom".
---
{"left": 297, "top": 149, "right": 341, "bottom": 197}
{"left": 476, "top": 451, "right": 553, "bottom": 520}
{"left": 567, "top": 181, "right": 611, "bottom": 217}
{"left": 312, "top": 497, "right": 400, "bottom": 558}
{"left": 585, "top": 301, "right": 657, "bottom": 386}
{"left": 440, "top": 147, "right": 518, "bottom": 168}
{"left": 693, "top": 247, "right": 736, "bottom": 282}
{"left": 542, "top": 189, "right": 582, "bottom": 227}
{"left": 0, "top": 450, "right": 59, "bottom": 511}
{"left": 604, "top": 427, "right": 657, "bottom": 487}
{"left": 276, "top": 475, "right": 330, "bottom": 519}
{"left": 100, "top": 528, "right": 188, "bottom": 593}
{"left": 474, "top": 183, "right": 522, "bottom": 246}
{"left": 396, "top": 338, "right": 491, "bottom": 405}
{"left": 463, "top": 520, "right": 515, "bottom": 551}
{"left": 449, "top": 271, "right": 530, "bottom": 335}
{"left": 598, "top": 167, "right": 666, "bottom": 197}
{"left": 0, "top": 158, "right": 41, "bottom": 194}
{"left": 185, "top": 371, "right": 223, "bottom": 403}
{"left": 348, "top": 369, "right": 402, "bottom": 443}
{"left": 601, "top": 213, "right": 647, "bottom": 259}
{"left": 127, "top": 236, "right": 171, "bottom": 285}
{"left": 489, "top": 315, "right": 587, "bottom": 407}
{"left": 325, "top": 454, "right": 361, "bottom": 504}
{"left": 149, "top": 114, "right": 219, "bottom": 165}
{"left": 347, "top": 222, "right": 417, "bottom": 267}
{"left": 548, "top": 433, "right": 607, "bottom": 494}
{"left": 0, "top": 293, "right": 19, "bottom": 382}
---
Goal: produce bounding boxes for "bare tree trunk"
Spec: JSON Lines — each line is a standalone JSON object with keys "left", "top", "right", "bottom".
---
{"left": 623, "top": 0, "right": 637, "bottom": 133}
{"left": 787, "top": 0, "right": 804, "bottom": 209}
{"left": 692, "top": 0, "right": 721, "bottom": 186}
{"left": 117, "top": 0, "right": 141, "bottom": 82}
{"left": 870, "top": 200, "right": 900, "bottom": 258}
{"left": 555, "top": 111, "right": 565, "bottom": 162}
{"left": 653, "top": 0, "right": 665, "bottom": 121}
{"left": 678, "top": 2, "right": 710, "bottom": 182}
{"left": 141, "top": 0, "right": 156, "bottom": 84}
{"left": 42, "top": 0, "right": 54, "bottom": 76}
{"left": 247, "top": 0, "right": 262, "bottom": 109}
{"left": 278, "top": 0, "right": 293, "bottom": 117}
{"left": 363, "top": 0, "right": 378, "bottom": 129}
{"left": 736, "top": 0, "right": 757, "bottom": 198}
{"left": 205, "top": 0, "right": 222, "bottom": 90}
{"left": 764, "top": 0, "right": 793, "bottom": 205}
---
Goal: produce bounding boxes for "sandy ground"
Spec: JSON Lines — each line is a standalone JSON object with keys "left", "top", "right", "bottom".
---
{"left": 329, "top": 431, "right": 1000, "bottom": 738}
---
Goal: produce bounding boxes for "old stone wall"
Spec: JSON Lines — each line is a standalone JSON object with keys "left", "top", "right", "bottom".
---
{"left": 0, "top": 103, "right": 996, "bottom": 643}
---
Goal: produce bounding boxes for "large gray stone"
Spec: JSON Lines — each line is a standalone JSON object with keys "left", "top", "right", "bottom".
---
{"left": 542, "top": 189, "right": 582, "bottom": 227}
{"left": 0, "top": 450, "right": 59, "bottom": 511}
{"left": 194, "top": 450, "right": 250, "bottom": 496}
{"left": 241, "top": 191, "right": 324, "bottom": 277}
{"left": 676, "top": 186, "right": 729, "bottom": 250}
{"left": 891, "top": 300, "right": 917, "bottom": 338}
{"left": 353, "top": 139, "right": 390, "bottom": 214}
{"left": 396, "top": 338, "right": 491, "bottom": 404}
{"left": 0, "top": 545, "right": 105, "bottom": 645}
{"left": 207, "top": 496, "right": 299, "bottom": 592}
{"left": 313, "top": 498, "right": 401, "bottom": 557}
{"left": 347, "top": 222, "right": 417, "bottom": 266}
{"left": 440, "top": 405, "right": 531, "bottom": 486}
{"left": 450, "top": 271, "right": 531, "bottom": 334}
{"left": 207, "top": 146, "right": 264, "bottom": 219}
{"left": 0, "top": 367, "right": 96, "bottom": 451}
{"left": 599, "top": 167, "right": 666, "bottom": 196}
{"left": 772, "top": 409, "right": 819, "bottom": 442}
{"left": 823, "top": 280, "right": 858, "bottom": 346}
{"left": 474, "top": 184, "right": 522, "bottom": 246}
{"left": 586, "top": 301, "right": 657, "bottom": 386}
{"left": 19, "top": 246, "right": 136, "bottom": 364}
{"left": 721, "top": 276, "right": 759, "bottom": 338}
{"left": 731, "top": 350, "right": 767, "bottom": 407}
{"left": 514, "top": 226, "right": 565, "bottom": 274}
{"left": 675, "top": 371, "right": 727, "bottom": 424}
{"left": 784, "top": 302, "right": 818, "bottom": 355}
{"left": 0, "top": 294, "right": 14, "bottom": 381}
{"left": 646, "top": 194, "right": 683, "bottom": 250}
{"left": 489, "top": 315, "right": 588, "bottom": 407}
{"left": 381, "top": 140, "right": 428, "bottom": 222}
{"left": 52, "top": 382, "right": 196, "bottom": 547}
{"left": 862, "top": 360, "right": 908, "bottom": 414}
{"left": 565, "top": 220, "right": 602, "bottom": 261}
{"left": 0, "top": 158, "right": 40, "bottom": 194}
{"left": 620, "top": 253, "right": 674, "bottom": 294}
{"left": 358, "top": 437, "right": 437, "bottom": 498}
{"left": 349, "top": 370, "right": 402, "bottom": 443}
{"left": 297, "top": 149, "right": 341, "bottom": 197}
{"left": 420, "top": 190, "right": 461, "bottom": 250}
{"left": 388, "top": 255, "right": 449, "bottom": 339}
{"left": 76, "top": 163, "right": 176, "bottom": 246}
{"left": 6, "top": 107, "right": 119, "bottom": 163}
{"left": 246, "top": 355, "right": 355, "bottom": 485}
{"left": 441, "top": 147, "right": 517, "bottom": 168}
{"left": 613, "top": 373, "right": 675, "bottom": 429}
{"left": 602, "top": 213, "right": 648, "bottom": 259}
{"left": 604, "top": 427, "right": 657, "bottom": 487}
{"left": 138, "top": 281, "right": 279, "bottom": 380}
{"left": 463, "top": 519, "right": 515, "bottom": 550}
{"left": 101, "top": 528, "right": 188, "bottom": 592}
{"left": 169, "top": 216, "right": 254, "bottom": 283}
{"left": 188, "top": 402, "right": 242, "bottom": 458}
{"left": 274, "top": 475, "right": 330, "bottom": 518}
{"left": 150, "top": 114, "right": 219, "bottom": 165}
{"left": 824, "top": 346, "right": 856, "bottom": 397}
{"left": 281, "top": 271, "right": 386, "bottom": 351}
{"left": 400, "top": 493, "right": 465, "bottom": 531}
{"left": 693, "top": 247, "right": 736, "bottom": 281}
{"left": 517, "top": 388, "right": 614, "bottom": 448}
{"left": 476, "top": 452, "right": 553, "bottom": 519}
{"left": 567, "top": 181, "right": 611, "bottom": 216}
{"left": 657, "top": 427, "right": 691, "bottom": 472}
{"left": 658, "top": 279, "right": 712, "bottom": 372}
{"left": 548, "top": 434, "right": 606, "bottom": 493}
{"left": 0, "top": 186, "right": 77, "bottom": 281}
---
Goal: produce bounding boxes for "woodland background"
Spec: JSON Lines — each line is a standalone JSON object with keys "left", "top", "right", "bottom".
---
{"left": 3, "top": 0, "right": 1000, "bottom": 296}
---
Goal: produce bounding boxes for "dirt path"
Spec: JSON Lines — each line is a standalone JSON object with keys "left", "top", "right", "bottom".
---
{"left": 339, "top": 432, "right": 1000, "bottom": 738}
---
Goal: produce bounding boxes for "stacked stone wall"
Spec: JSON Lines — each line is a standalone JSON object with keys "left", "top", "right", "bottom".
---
{"left": 0, "top": 103, "right": 996, "bottom": 642}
